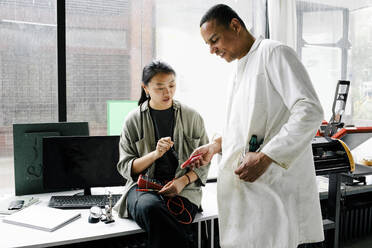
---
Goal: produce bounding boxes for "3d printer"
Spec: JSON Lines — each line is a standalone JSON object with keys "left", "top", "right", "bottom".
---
{"left": 312, "top": 80, "right": 355, "bottom": 175}
{"left": 312, "top": 136, "right": 355, "bottom": 175}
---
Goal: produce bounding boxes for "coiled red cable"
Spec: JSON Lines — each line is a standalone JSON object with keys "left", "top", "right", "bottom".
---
{"left": 166, "top": 196, "right": 193, "bottom": 224}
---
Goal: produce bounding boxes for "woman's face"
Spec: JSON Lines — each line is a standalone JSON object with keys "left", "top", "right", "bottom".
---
{"left": 144, "top": 72, "right": 176, "bottom": 110}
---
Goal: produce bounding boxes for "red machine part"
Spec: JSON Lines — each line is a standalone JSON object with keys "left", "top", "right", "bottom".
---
{"left": 332, "top": 127, "right": 372, "bottom": 139}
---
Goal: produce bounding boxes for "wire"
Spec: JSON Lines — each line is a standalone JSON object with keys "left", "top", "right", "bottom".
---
{"left": 166, "top": 196, "right": 193, "bottom": 224}
{"left": 137, "top": 175, "right": 193, "bottom": 224}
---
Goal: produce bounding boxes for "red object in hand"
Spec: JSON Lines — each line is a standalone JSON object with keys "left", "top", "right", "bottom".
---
{"left": 180, "top": 154, "right": 202, "bottom": 169}
{"left": 136, "top": 188, "right": 159, "bottom": 192}
{"left": 137, "top": 174, "right": 164, "bottom": 190}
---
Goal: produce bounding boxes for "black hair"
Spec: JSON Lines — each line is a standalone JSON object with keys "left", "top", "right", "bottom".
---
{"left": 138, "top": 60, "right": 176, "bottom": 106}
{"left": 200, "top": 4, "right": 246, "bottom": 30}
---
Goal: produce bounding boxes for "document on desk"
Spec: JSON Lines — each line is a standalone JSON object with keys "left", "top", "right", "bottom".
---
{"left": 2, "top": 205, "right": 81, "bottom": 232}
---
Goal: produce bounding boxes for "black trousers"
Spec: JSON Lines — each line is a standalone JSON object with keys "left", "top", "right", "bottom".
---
{"left": 297, "top": 242, "right": 325, "bottom": 248}
{"left": 127, "top": 185, "right": 198, "bottom": 248}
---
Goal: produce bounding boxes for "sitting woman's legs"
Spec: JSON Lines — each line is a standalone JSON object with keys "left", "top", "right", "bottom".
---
{"left": 127, "top": 186, "right": 196, "bottom": 248}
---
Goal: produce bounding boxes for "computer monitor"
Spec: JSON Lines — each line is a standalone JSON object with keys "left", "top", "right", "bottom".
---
{"left": 13, "top": 122, "right": 89, "bottom": 195}
{"left": 43, "top": 136, "right": 125, "bottom": 195}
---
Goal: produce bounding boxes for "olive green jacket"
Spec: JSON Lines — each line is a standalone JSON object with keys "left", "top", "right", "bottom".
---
{"left": 114, "top": 100, "right": 210, "bottom": 218}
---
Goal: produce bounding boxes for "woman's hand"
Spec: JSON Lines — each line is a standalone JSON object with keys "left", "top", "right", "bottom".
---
{"left": 154, "top": 137, "right": 174, "bottom": 159}
{"left": 132, "top": 136, "right": 174, "bottom": 175}
{"left": 158, "top": 177, "right": 187, "bottom": 198}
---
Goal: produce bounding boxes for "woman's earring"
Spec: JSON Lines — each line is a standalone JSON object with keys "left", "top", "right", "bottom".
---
{"left": 146, "top": 93, "right": 149, "bottom": 98}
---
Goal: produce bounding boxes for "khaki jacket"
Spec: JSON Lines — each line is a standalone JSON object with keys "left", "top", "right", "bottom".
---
{"left": 114, "top": 100, "right": 210, "bottom": 218}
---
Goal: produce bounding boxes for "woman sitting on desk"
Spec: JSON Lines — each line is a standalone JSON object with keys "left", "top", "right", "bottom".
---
{"left": 114, "top": 60, "right": 210, "bottom": 248}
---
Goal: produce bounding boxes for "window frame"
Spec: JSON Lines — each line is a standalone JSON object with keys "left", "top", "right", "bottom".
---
{"left": 296, "top": 1, "right": 351, "bottom": 80}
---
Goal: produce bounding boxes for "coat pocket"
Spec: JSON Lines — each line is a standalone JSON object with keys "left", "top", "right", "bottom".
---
{"left": 256, "top": 162, "right": 284, "bottom": 185}
{"left": 134, "top": 137, "right": 150, "bottom": 156}
{"left": 183, "top": 134, "right": 200, "bottom": 151}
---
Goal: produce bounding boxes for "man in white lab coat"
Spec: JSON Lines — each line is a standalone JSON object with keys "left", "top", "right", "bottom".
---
{"left": 191, "top": 4, "right": 325, "bottom": 248}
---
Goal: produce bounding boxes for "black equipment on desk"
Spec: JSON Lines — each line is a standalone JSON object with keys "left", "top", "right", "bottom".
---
{"left": 13, "top": 122, "right": 89, "bottom": 196}
{"left": 312, "top": 136, "right": 355, "bottom": 175}
{"left": 323, "top": 80, "right": 350, "bottom": 137}
{"left": 48, "top": 194, "right": 122, "bottom": 209}
{"left": 43, "top": 136, "right": 126, "bottom": 208}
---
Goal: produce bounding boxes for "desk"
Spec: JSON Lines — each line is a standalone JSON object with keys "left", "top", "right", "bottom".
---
{"left": 5, "top": 176, "right": 370, "bottom": 248}
{"left": 341, "top": 163, "right": 372, "bottom": 186}
{"left": 0, "top": 183, "right": 218, "bottom": 248}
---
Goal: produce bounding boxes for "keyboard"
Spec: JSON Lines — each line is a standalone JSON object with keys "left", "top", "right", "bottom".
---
{"left": 48, "top": 194, "right": 122, "bottom": 209}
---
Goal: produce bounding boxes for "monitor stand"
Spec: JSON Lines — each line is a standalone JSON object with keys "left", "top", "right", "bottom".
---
{"left": 84, "top": 188, "right": 92, "bottom": 195}
{"left": 75, "top": 188, "right": 92, "bottom": 196}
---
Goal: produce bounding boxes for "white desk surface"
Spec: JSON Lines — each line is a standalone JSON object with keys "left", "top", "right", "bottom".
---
{"left": 0, "top": 176, "right": 335, "bottom": 248}
{"left": 0, "top": 183, "right": 218, "bottom": 248}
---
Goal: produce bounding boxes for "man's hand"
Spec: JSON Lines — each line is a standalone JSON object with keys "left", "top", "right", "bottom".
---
{"left": 234, "top": 152, "right": 273, "bottom": 182}
{"left": 158, "top": 177, "right": 187, "bottom": 198}
{"left": 188, "top": 141, "right": 219, "bottom": 169}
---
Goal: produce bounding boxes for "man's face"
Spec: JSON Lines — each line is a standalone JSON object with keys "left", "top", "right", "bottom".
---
{"left": 200, "top": 19, "right": 240, "bottom": 63}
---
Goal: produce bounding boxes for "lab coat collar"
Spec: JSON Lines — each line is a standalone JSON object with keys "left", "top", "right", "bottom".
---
{"left": 237, "top": 36, "right": 264, "bottom": 76}
{"left": 249, "top": 35, "right": 264, "bottom": 55}
{"left": 238, "top": 35, "right": 264, "bottom": 63}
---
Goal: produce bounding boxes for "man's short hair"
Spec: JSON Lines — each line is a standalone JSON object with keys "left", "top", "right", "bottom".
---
{"left": 200, "top": 4, "right": 246, "bottom": 29}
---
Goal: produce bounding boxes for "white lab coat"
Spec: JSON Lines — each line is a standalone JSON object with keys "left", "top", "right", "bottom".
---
{"left": 217, "top": 37, "right": 325, "bottom": 248}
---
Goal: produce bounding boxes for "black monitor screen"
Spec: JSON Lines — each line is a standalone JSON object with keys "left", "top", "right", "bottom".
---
{"left": 13, "top": 122, "right": 89, "bottom": 195}
{"left": 43, "top": 136, "right": 125, "bottom": 191}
